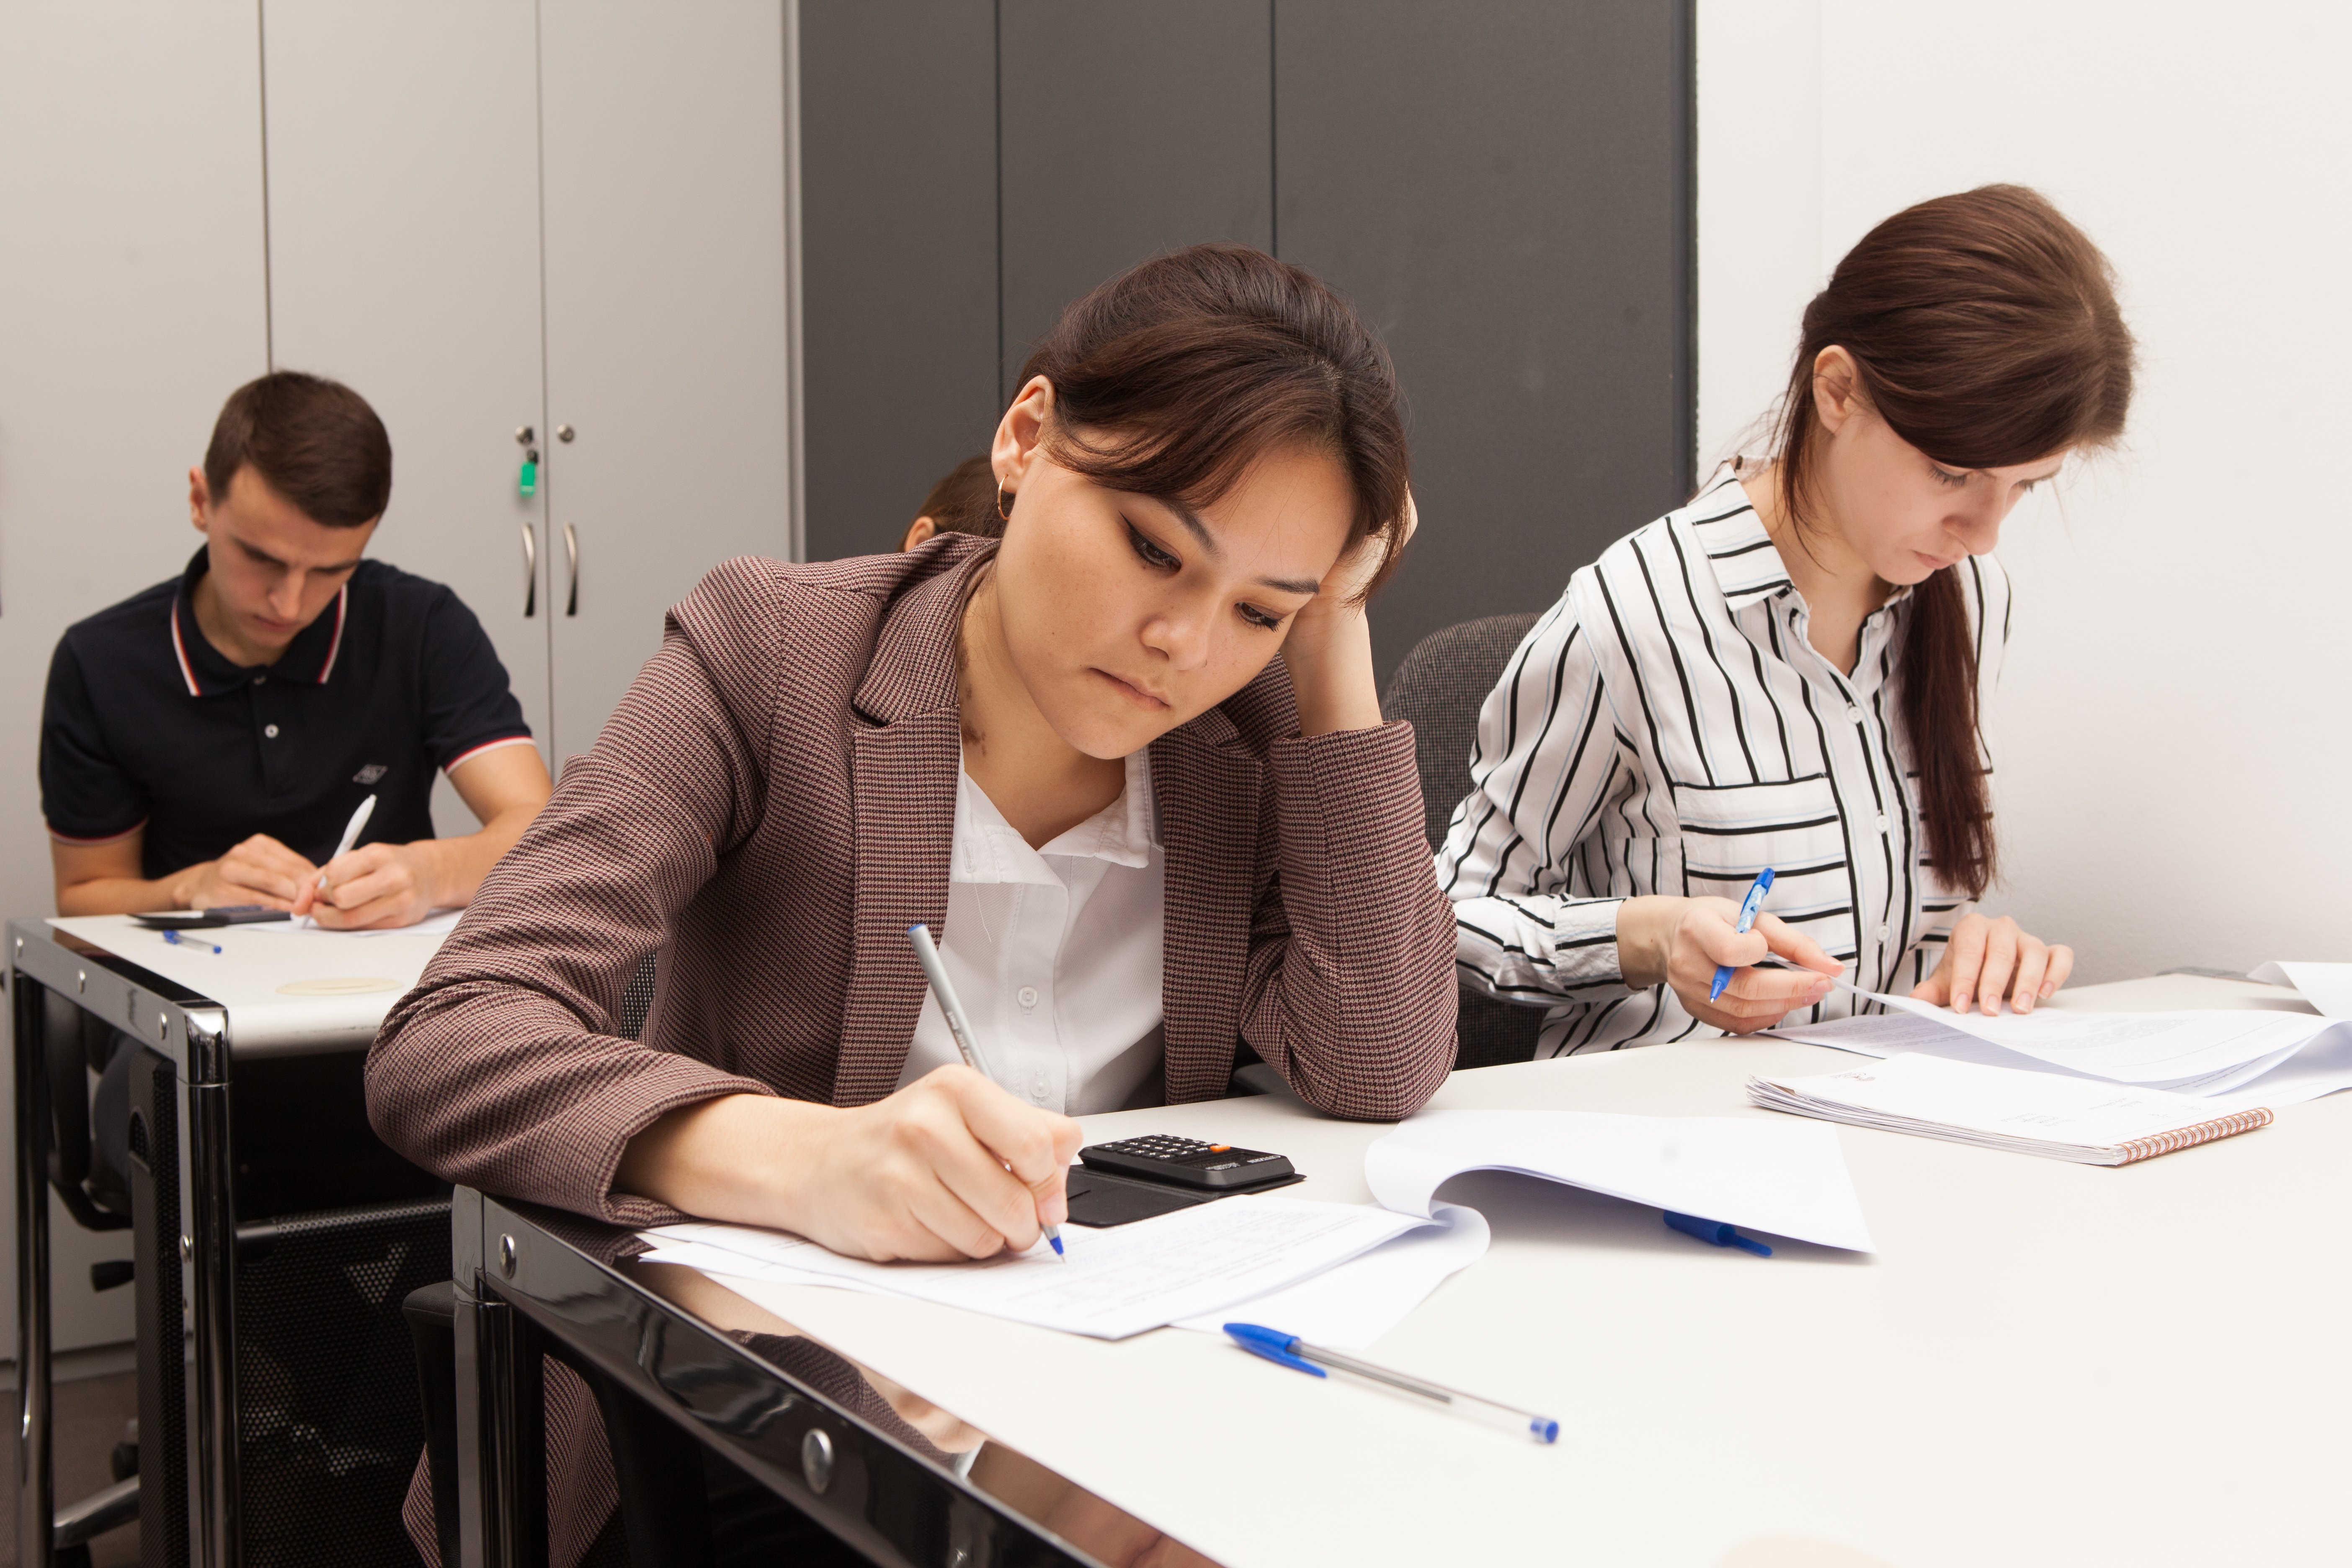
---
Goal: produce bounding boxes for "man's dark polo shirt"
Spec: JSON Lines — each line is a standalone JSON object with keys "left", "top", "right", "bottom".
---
{"left": 41, "top": 549, "right": 534, "bottom": 880}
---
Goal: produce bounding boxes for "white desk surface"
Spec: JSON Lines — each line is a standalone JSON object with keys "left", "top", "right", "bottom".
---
{"left": 49, "top": 913, "right": 449, "bottom": 1052}
{"left": 682, "top": 975, "right": 2349, "bottom": 1568}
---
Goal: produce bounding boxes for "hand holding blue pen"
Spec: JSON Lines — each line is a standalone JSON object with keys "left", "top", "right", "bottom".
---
{"left": 1707, "top": 867, "right": 1776, "bottom": 1003}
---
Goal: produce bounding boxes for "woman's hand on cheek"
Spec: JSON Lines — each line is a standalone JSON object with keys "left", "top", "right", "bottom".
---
{"left": 1911, "top": 912, "right": 2071, "bottom": 1015}
{"left": 1282, "top": 493, "right": 1414, "bottom": 738}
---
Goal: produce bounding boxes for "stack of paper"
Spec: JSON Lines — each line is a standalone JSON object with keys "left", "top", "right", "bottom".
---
{"left": 1749, "top": 1052, "right": 2275, "bottom": 1166}
{"left": 1769, "top": 972, "right": 2352, "bottom": 1106}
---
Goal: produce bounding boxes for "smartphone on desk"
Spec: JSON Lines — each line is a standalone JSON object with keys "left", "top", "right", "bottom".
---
{"left": 134, "top": 906, "right": 293, "bottom": 930}
{"left": 1063, "top": 1135, "right": 1302, "bottom": 1228}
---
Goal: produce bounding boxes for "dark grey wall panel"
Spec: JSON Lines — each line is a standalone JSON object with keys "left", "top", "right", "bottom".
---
{"left": 998, "top": 0, "right": 1271, "bottom": 397}
{"left": 799, "top": 0, "right": 1000, "bottom": 562}
{"left": 1277, "top": 0, "right": 1694, "bottom": 679}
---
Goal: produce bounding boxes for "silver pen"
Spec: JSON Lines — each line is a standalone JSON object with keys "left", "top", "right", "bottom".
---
{"left": 906, "top": 923, "right": 1065, "bottom": 1261}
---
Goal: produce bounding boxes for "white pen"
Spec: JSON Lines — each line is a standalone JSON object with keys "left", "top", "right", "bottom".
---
{"left": 906, "top": 923, "right": 1066, "bottom": 1262}
{"left": 305, "top": 793, "right": 377, "bottom": 927}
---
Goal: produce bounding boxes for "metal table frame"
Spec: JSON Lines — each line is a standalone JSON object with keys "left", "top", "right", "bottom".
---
{"left": 12, "top": 917, "right": 235, "bottom": 1568}
{"left": 455, "top": 1191, "right": 1124, "bottom": 1568}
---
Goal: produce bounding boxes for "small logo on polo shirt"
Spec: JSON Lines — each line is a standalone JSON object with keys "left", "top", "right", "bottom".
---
{"left": 353, "top": 764, "right": 389, "bottom": 785}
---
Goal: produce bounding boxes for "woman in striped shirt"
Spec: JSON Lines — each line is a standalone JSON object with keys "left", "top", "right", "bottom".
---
{"left": 1440, "top": 186, "right": 2136, "bottom": 1054}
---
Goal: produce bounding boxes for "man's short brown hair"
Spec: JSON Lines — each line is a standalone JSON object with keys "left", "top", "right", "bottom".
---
{"left": 910, "top": 453, "right": 1002, "bottom": 541}
{"left": 203, "top": 371, "right": 392, "bottom": 528}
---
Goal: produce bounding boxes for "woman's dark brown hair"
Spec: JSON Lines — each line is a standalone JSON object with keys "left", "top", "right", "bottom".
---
{"left": 1016, "top": 243, "right": 1411, "bottom": 601}
{"left": 1769, "top": 185, "right": 2134, "bottom": 897}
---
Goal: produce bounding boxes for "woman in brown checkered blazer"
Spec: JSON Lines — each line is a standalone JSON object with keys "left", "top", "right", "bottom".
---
{"left": 370, "top": 239, "right": 1454, "bottom": 1274}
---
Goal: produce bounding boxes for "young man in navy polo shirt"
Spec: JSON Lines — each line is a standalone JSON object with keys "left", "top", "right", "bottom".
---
{"left": 42, "top": 371, "right": 552, "bottom": 931}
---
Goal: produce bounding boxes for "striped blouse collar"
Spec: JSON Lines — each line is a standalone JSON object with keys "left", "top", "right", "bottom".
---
{"left": 1684, "top": 464, "right": 1918, "bottom": 621}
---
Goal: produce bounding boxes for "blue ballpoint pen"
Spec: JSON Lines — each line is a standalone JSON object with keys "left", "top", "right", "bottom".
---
{"left": 1707, "top": 867, "right": 1776, "bottom": 1003}
{"left": 907, "top": 924, "right": 1066, "bottom": 1262}
{"left": 161, "top": 929, "right": 222, "bottom": 955}
{"left": 1223, "top": 1323, "right": 1559, "bottom": 1443}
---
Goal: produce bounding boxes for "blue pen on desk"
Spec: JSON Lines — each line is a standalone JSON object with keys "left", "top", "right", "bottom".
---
{"left": 1707, "top": 867, "right": 1776, "bottom": 1003}
{"left": 1223, "top": 1323, "right": 1559, "bottom": 1444}
{"left": 907, "top": 924, "right": 1065, "bottom": 1263}
{"left": 161, "top": 929, "right": 222, "bottom": 955}
{"left": 1664, "top": 1210, "right": 1772, "bottom": 1257}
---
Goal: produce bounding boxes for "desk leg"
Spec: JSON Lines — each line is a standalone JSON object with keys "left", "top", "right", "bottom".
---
{"left": 13, "top": 968, "right": 54, "bottom": 1568}
{"left": 184, "top": 1077, "right": 237, "bottom": 1568}
{"left": 461, "top": 1287, "right": 548, "bottom": 1568}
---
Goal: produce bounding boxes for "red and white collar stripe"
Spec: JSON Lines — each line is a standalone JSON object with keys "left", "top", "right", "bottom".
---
{"left": 314, "top": 587, "right": 348, "bottom": 683}
{"left": 169, "top": 607, "right": 201, "bottom": 697}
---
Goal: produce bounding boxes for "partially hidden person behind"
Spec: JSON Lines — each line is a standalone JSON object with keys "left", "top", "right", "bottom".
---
{"left": 898, "top": 451, "right": 1000, "bottom": 549}
{"left": 1441, "top": 185, "right": 2134, "bottom": 1053}
{"left": 42, "top": 370, "right": 553, "bottom": 932}
{"left": 367, "top": 244, "right": 1454, "bottom": 1564}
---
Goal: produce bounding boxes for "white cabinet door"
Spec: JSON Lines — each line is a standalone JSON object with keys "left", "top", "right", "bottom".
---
{"left": 262, "top": 0, "right": 554, "bottom": 819}
{"left": 0, "top": 0, "right": 272, "bottom": 1355}
{"left": 539, "top": 0, "right": 794, "bottom": 767}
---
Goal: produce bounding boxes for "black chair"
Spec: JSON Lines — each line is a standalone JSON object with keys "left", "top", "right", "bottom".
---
{"left": 1379, "top": 612, "right": 1553, "bottom": 1069}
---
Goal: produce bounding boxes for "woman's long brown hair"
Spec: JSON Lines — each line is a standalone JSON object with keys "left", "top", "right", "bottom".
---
{"left": 1769, "top": 185, "right": 2135, "bottom": 898}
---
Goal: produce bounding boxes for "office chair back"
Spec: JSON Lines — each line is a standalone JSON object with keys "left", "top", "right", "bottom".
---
{"left": 1380, "top": 612, "right": 1548, "bottom": 1069}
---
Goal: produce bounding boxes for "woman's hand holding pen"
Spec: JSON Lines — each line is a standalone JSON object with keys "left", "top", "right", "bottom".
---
{"left": 616, "top": 1068, "right": 1081, "bottom": 1264}
{"left": 1617, "top": 894, "right": 1843, "bottom": 1034}
{"left": 1910, "top": 911, "right": 2072, "bottom": 1016}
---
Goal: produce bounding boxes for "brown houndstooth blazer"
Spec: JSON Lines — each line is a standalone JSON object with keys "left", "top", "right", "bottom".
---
{"left": 367, "top": 535, "right": 1457, "bottom": 1228}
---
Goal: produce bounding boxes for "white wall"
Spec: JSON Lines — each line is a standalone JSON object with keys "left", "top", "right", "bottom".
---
{"left": 1697, "top": 0, "right": 2352, "bottom": 983}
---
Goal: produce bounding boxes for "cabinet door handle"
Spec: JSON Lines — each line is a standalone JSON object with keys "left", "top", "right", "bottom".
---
{"left": 521, "top": 523, "right": 537, "bottom": 617}
{"left": 563, "top": 523, "right": 579, "bottom": 616}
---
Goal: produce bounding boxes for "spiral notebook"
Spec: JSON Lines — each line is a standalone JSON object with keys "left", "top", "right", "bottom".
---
{"left": 1750, "top": 1052, "right": 2274, "bottom": 1166}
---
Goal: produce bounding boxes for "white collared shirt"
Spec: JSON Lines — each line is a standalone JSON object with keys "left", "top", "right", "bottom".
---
{"left": 894, "top": 749, "right": 1168, "bottom": 1114}
{"left": 1438, "top": 465, "right": 2008, "bottom": 1055}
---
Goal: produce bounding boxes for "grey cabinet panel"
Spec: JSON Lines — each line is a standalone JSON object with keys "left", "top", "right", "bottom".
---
{"left": 1276, "top": 0, "right": 1694, "bottom": 678}
{"left": 0, "top": 0, "right": 272, "bottom": 1362}
{"left": 540, "top": 0, "right": 793, "bottom": 768}
{"left": 800, "top": 0, "right": 999, "bottom": 563}
{"left": 998, "top": 0, "right": 1271, "bottom": 397}
{"left": 262, "top": 0, "right": 554, "bottom": 813}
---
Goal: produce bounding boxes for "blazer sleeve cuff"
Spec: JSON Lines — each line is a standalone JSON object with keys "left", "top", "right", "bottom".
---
{"left": 557, "top": 1056, "right": 778, "bottom": 1227}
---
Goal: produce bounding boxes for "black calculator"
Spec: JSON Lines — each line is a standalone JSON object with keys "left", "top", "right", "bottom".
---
{"left": 1078, "top": 1135, "right": 1297, "bottom": 1192}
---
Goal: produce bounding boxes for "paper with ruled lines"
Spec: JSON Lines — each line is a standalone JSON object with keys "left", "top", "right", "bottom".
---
{"left": 642, "top": 1196, "right": 1430, "bottom": 1340}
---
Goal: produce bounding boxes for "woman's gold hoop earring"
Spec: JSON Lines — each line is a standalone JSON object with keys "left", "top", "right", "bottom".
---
{"left": 995, "top": 479, "right": 1014, "bottom": 524}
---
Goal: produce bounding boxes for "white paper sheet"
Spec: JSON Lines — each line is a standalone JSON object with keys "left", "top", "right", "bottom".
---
{"left": 645, "top": 1196, "right": 1432, "bottom": 1340}
{"left": 1769, "top": 981, "right": 2351, "bottom": 1099}
{"left": 2251, "top": 961, "right": 2352, "bottom": 1019}
{"left": 1363, "top": 1109, "right": 1874, "bottom": 1252}
{"left": 243, "top": 908, "right": 466, "bottom": 938}
{"left": 1171, "top": 1202, "right": 1489, "bottom": 1349}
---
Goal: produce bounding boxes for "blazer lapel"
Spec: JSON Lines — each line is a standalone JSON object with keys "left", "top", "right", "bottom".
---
{"left": 1151, "top": 704, "right": 1263, "bottom": 1104}
{"left": 836, "top": 714, "right": 960, "bottom": 1104}
{"left": 831, "top": 547, "right": 988, "bottom": 1106}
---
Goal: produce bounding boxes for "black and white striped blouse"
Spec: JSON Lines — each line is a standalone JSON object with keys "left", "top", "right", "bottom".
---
{"left": 1436, "top": 466, "right": 2009, "bottom": 1055}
